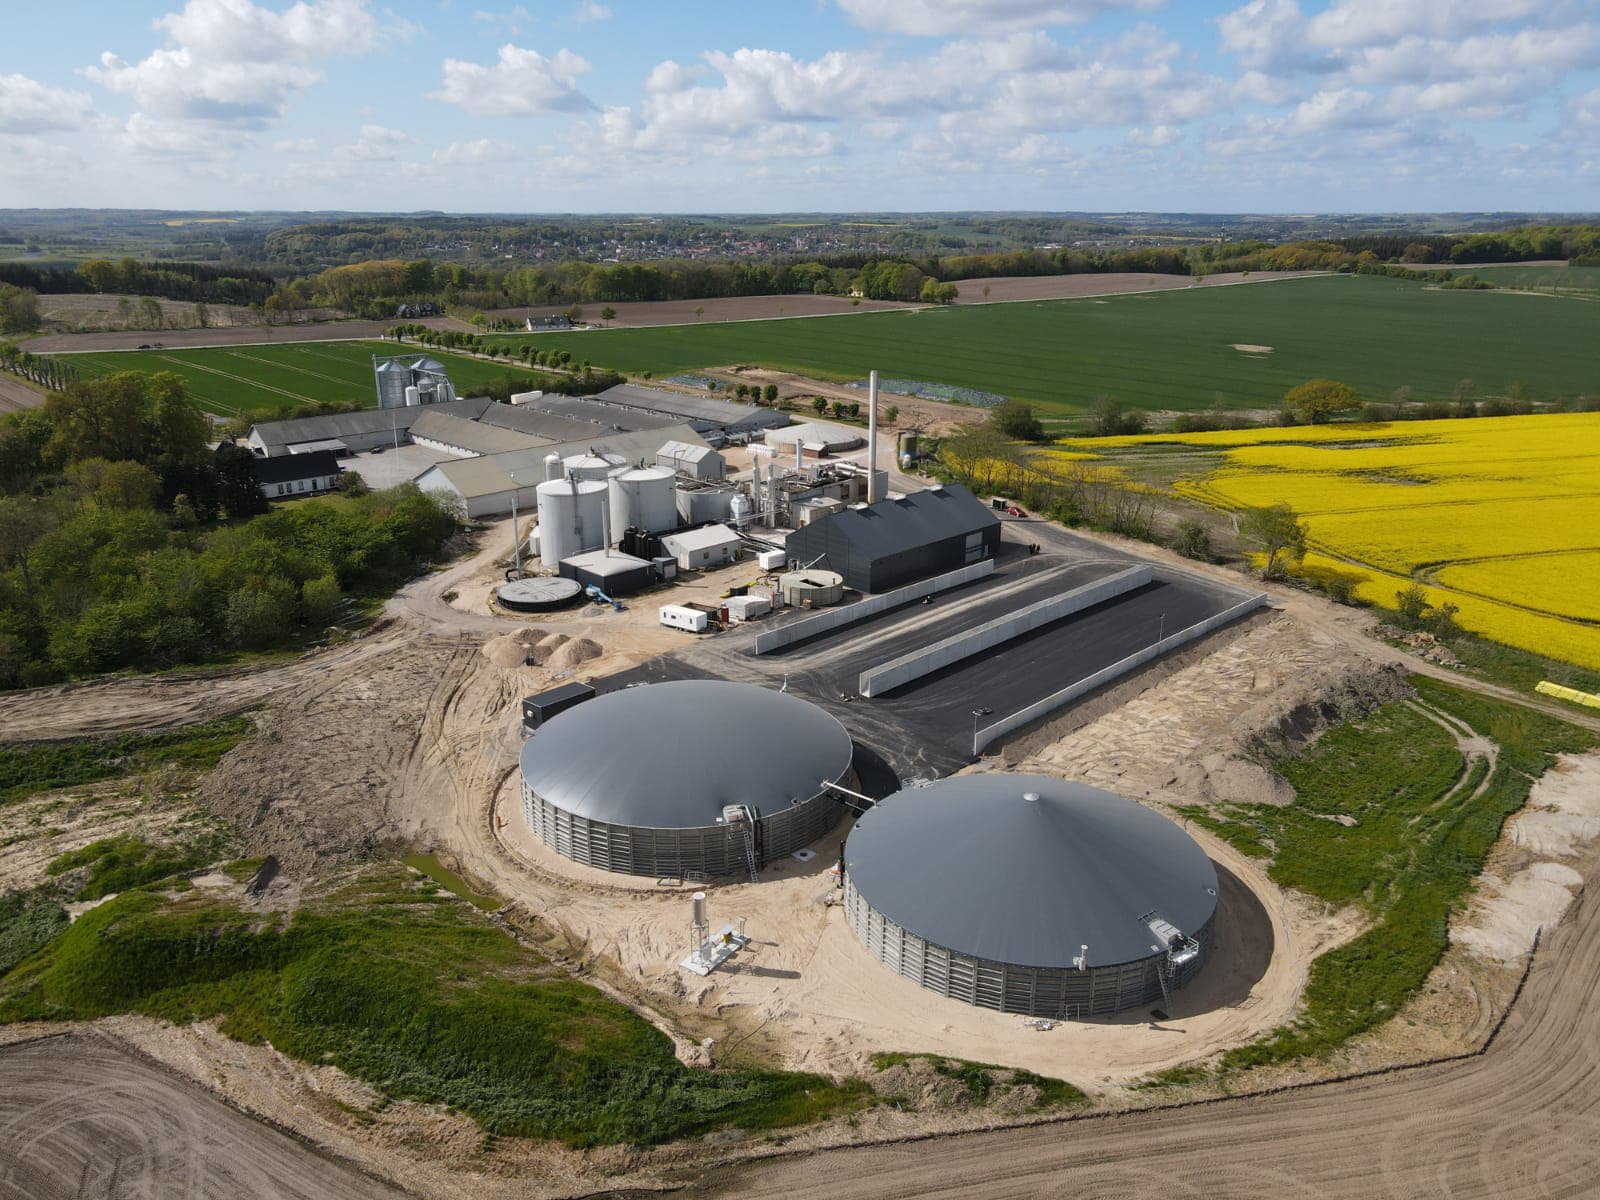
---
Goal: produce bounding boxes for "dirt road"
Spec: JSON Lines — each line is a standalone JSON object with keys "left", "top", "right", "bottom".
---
{"left": 22, "top": 316, "right": 471, "bottom": 355}
{"left": 696, "top": 839, "right": 1600, "bottom": 1199}
{"left": 0, "top": 1032, "right": 405, "bottom": 1200}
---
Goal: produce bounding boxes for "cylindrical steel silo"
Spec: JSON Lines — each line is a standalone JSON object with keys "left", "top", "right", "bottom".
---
{"left": 608, "top": 467, "right": 677, "bottom": 535}
{"left": 563, "top": 452, "right": 626, "bottom": 482}
{"left": 537, "top": 478, "right": 608, "bottom": 569}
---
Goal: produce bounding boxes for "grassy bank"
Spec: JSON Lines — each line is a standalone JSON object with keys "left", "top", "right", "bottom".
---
{"left": 1178, "top": 678, "right": 1593, "bottom": 1074}
{"left": 0, "top": 863, "right": 868, "bottom": 1146}
{"left": 0, "top": 717, "right": 255, "bottom": 806}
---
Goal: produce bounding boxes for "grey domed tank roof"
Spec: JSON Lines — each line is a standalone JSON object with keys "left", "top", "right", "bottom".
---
{"left": 520, "top": 680, "right": 853, "bottom": 828}
{"left": 845, "top": 774, "right": 1218, "bottom": 969}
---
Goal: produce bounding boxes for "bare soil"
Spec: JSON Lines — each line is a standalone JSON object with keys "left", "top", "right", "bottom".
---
{"left": 0, "top": 375, "right": 45, "bottom": 413}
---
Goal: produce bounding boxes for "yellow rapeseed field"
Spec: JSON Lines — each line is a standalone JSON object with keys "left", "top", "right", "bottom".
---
{"left": 1072, "top": 413, "right": 1600, "bottom": 668}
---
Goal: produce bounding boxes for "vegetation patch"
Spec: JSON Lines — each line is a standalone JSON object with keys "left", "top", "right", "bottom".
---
{"left": 401, "top": 852, "right": 500, "bottom": 912}
{"left": 0, "top": 863, "right": 868, "bottom": 1147}
{"left": 46, "top": 832, "right": 229, "bottom": 901}
{"left": 0, "top": 717, "right": 255, "bottom": 806}
{"left": 869, "top": 1052, "right": 1085, "bottom": 1111}
{"left": 1178, "top": 679, "right": 1594, "bottom": 1073}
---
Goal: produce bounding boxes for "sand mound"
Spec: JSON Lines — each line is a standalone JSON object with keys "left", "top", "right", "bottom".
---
{"left": 481, "top": 628, "right": 549, "bottom": 669}
{"left": 547, "top": 637, "right": 602, "bottom": 670}
{"left": 525, "top": 633, "right": 569, "bottom": 665}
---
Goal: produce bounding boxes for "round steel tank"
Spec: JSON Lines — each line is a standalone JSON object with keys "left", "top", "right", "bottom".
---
{"left": 497, "top": 576, "right": 583, "bottom": 612}
{"left": 778, "top": 569, "right": 845, "bottom": 607}
{"left": 729, "top": 493, "right": 753, "bottom": 527}
{"left": 676, "top": 484, "right": 738, "bottom": 524}
{"left": 608, "top": 467, "right": 677, "bottom": 535}
{"left": 845, "top": 775, "right": 1219, "bottom": 1018}
{"left": 563, "top": 452, "right": 626, "bottom": 482}
{"left": 536, "top": 478, "right": 608, "bottom": 570}
{"left": 543, "top": 451, "right": 562, "bottom": 482}
{"left": 519, "top": 680, "right": 855, "bottom": 879}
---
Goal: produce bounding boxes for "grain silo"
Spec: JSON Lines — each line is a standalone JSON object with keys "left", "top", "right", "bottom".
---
{"left": 844, "top": 775, "right": 1217, "bottom": 1017}
{"left": 536, "top": 478, "right": 608, "bottom": 569}
{"left": 563, "top": 451, "right": 627, "bottom": 481}
{"left": 519, "top": 680, "right": 854, "bottom": 878}
{"left": 609, "top": 466, "right": 678, "bottom": 534}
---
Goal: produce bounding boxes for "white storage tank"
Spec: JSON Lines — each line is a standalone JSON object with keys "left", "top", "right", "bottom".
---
{"left": 676, "top": 484, "right": 739, "bottom": 524}
{"left": 564, "top": 452, "right": 627, "bottom": 482}
{"left": 536, "top": 478, "right": 608, "bottom": 570}
{"left": 543, "top": 451, "right": 563, "bottom": 482}
{"left": 608, "top": 466, "right": 677, "bottom": 535}
{"left": 404, "top": 385, "right": 422, "bottom": 407}
{"left": 729, "top": 493, "right": 753, "bottom": 528}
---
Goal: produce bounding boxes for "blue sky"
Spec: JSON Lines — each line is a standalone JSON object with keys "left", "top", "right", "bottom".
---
{"left": 2, "top": 0, "right": 1598, "bottom": 212}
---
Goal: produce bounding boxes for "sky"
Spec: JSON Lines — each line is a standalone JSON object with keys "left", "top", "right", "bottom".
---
{"left": 1, "top": 0, "right": 1598, "bottom": 213}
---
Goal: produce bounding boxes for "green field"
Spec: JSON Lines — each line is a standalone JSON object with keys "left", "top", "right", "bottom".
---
{"left": 1447, "top": 262, "right": 1600, "bottom": 294}
{"left": 481, "top": 274, "right": 1600, "bottom": 414}
{"left": 63, "top": 340, "right": 557, "bottom": 417}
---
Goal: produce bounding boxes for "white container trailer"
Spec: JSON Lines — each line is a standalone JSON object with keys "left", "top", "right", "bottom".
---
{"left": 659, "top": 604, "right": 709, "bottom": 633}
{"left": 725, "top": 595, "right": 771, "bottom": 624}
{"left": 756, "top": 548, "right": 786, "bottom": 571}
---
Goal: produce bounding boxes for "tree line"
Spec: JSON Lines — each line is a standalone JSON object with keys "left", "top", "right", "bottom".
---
{"left": 0, "top": 371, "right": 461, "bottom": 689}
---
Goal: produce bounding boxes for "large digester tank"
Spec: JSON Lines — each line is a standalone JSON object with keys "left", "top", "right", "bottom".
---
{"left": 563, "top": 452, "right": 626, "bottom": 482}
{"left": 608, "top": 466, "right": 677, "bottom": 534}
{"left": 537, "top": 478, "right": 608, "bottom": 570}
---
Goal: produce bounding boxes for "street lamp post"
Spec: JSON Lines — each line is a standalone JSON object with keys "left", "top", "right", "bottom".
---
{"left": 971, "top": 706, "right": 993, "bottom": 757}
{"left": 1159, "top": 611, "right": 1166, "bottom": 642}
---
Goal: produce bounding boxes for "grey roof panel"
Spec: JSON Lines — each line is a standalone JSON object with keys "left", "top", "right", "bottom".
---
{"left": 791, "top": 483, "right": 998, "bottom": 560}
{"left": 520, "top": 680, "right": 853, "bottom": 828}
{"left": 845, "top": 775, "right": 1218, "bottom": 969}
{"left": 251, "top": 397, "right": 492, "bottom": 448}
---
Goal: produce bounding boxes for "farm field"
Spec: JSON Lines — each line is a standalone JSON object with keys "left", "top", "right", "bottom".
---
{"left": 62, "top": 340, "right": 553, "bottom": 417}
{"left": 482, "top": 274, "right": 1600, "bottom": 415}
{"left": 1450, "top": 262, "right": 1600, "bottom": 294}
{"left": 1071, "top": 412, "right": 1600, "bottom": 668}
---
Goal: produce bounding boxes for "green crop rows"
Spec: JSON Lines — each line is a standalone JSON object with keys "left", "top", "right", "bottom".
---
{"left": 63, "top": 340, "right": 558, "bottom": 417}
{"left": 483, "top": 274, "right": 1600, "bottom": 415}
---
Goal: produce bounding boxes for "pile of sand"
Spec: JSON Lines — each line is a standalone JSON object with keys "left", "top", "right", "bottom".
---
{"left": 479, "top": 628, "right": 604, "bottom": 672}
{"left": 547, "top": 638, "right": 602, "bottom": 670}
{"left": 481, "top": 628, "right": 547, "bottom": 669}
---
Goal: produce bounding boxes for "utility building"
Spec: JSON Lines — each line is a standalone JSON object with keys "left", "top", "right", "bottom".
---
{"left": 783, "top": 483, "right": 1000, "bottom": 593}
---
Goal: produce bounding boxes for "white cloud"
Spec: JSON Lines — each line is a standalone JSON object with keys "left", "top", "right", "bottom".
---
{"left": 472, "top": 6, "right": 531, "bottom": 36}
{"left": 1126, "top": 123, "right": 1182, "bottom": 147}
{"left": 122, "top": 111, "right": 244, "bottom": 155}
{"left": 644, "top": 59, "right": 702, "bottom": 93}
{"left": 573, "top": 1, "right": 612, "bottom": 22}
{"left": 430, "top": 44, "right": 595, "bottom": 115}
{"left": 435, "top": 137, "right": 520, "bottom": 165}
{"left": 1216, "top": 0, "right": 1316, "bottom": 71}
{"left": 348, "top": 123, "right": 416, "bottom": 160}
{"left": 836, "top": 0, "right": 1157, "bottom": 36}
{"left": 0, "top": 74, "right": 97, "bottom": 134}
{"left": 1308, "top": 0, "right": 1550, "bottom": 49}
{"left": 83, "top": 0, "right": 403, "bottom": 124}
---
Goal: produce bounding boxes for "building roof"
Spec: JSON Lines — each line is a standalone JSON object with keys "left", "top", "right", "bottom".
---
{"left": 763, "top": 420, "right": 863, "bottom": 450}
{"left": 661, "top": 525, "right": 741, "bottom": 554}
{"left": 508, "top": 392, "right": 681, "bottom": 433}
{"left": 791, "top": 483, "right": 997, "bottom": 560}
{"left": 255, "top": 449, "right": 341, "bottom": 485}
{"left": 287, "top": 439, "right": 348, "bottom": 454}
{"left": 595, "top": 384, "right": 791, "bottom": 432}
{"left": 519, "top": 680, "right": 853, "bottom": 828}
{"left": 559, "top": 549, "right": 654, "bottom": 577}
{"left": 478, "top": 402, "right": 633, "bottom": 442}
{"left": 250, "top": 397, "right": 492, "bottom": 450}
{"left": 408, "top": 409, "right": 550, "bottom": 456}
{"left": 421, "top": 423, "right": 709, "bottom": 501}
{"left": 846, "top": 775, "right": 1219, "bottom": 970}
{"left": 655, "top": 439, "right": 719, "bottom": 465}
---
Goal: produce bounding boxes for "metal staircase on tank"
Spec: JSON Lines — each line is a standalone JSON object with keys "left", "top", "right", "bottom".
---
{"left": 724, "top": 805, "right": 760, "bottom": 883}
{"left": 1141, "top": 912, "right": 1201, "bottom": 1009}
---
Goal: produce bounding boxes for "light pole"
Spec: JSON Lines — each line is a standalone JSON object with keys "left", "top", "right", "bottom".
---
{"left": 1158, "top": 611, "right": 1166, "bottom": 642}
{"left": 971, "top": 706, "right": 993, "bottom": 756}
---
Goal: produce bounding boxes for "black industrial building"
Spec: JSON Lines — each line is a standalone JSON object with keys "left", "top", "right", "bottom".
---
{"left": 783, "top": 483, "right": 1001, "bottom": 593}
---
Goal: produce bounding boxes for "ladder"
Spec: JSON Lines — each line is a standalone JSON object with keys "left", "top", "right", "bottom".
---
{"left": 724, "top": 804, "right": 760, "bottom": 882}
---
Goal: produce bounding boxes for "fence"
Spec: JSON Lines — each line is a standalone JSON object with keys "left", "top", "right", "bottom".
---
{"left": 749, "top": 559, "right": 996, "bottom": 655}
{"left": 858, "top": 566, "right": 1152, "bottom": 697}
{"left": 972, "top": 592, "right": 1271, "bottom": 754}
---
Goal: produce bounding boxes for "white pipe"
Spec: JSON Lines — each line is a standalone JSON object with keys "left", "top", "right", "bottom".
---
{"left": 867, "top": 369, "right": 879, "bottom": 504}
{"left": 511, "top": 496, "right": 522, "bottom": 575}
